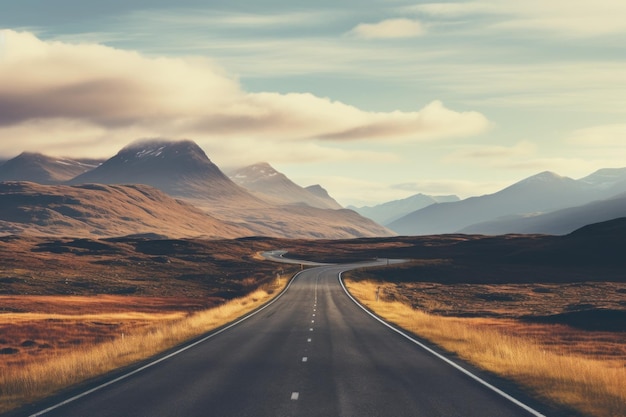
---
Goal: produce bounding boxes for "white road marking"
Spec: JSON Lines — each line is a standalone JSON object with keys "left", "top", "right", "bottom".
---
{"left": 307, "top": 338, "right": 312, "bottom": 342}
{"left": 302, "top": 357, "right": 308, "bottom": 362}
{"left": 291, "top": 392, "right": 300, "bottom": 400}
{"left": 338, "top": 270, "right": 547, "bottom": 417}
{"left": 28, "top": 269, "right": 308, "bottom": 417}
{"left": 309, "top": 328, "right": 314, "bottom": 331}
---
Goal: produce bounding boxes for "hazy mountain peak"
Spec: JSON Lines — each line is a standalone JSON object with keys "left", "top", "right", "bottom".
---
{"left": 0, "top": 151, "right": 99, "bottom": 184}
{"left": 579, "top": 167, "right": 626, "bottom": 189}
{"left": 69, "top": 139, "right": 254, "bottom": 203}
{"left": 305, "top": 184, "right": 330, "bottom": 198}
{"left": 519, "top": 171, "right": 566, "bottom": 184}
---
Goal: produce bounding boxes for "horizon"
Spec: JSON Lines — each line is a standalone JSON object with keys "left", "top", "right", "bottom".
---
{"left": 1, "top": 1, "right": 626, "bottom": 206}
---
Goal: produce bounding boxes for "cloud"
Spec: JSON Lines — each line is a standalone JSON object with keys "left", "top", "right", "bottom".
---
{"left": 0, "top": 29, "right": 488, "bottom": 159}
{"left": 348, "top": 18, "right": 425, "bottom": 39}
{"left": 566, "top": 124, "right": 626, "bottom": 147}
{"left": 444, "top": 140, "right": 536, "bottom": 162}
{"left": 410, "top": 0, "right": 626, "bottom": 37}
{"left": 392, "top": 179, "right": 509, "bottom": 199}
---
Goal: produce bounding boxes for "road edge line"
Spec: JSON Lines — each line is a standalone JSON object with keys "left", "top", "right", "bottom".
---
{"left": 27, "top": 270, "right": 305, "bottom": 417}
{"left": 338, "top": 271, "right": 547, "bottom": 417}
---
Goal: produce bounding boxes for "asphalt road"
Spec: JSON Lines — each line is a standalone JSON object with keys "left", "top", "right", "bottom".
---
{"left": 20, "top": 260, "right": 546, "bottom": 417}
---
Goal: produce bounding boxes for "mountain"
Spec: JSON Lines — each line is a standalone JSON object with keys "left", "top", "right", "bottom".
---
{"left": 229, "top": 162, "right": 342, "bottom": 209}
{"left": 0, "top": 152, "right": 101, "bottom": 184}
{"left": 388, "top": 171, "right": 603, "bottom": 235}
{"left": 460, "top": 192, "right": 626, "bottom": 235}
{"left": 579, "top": 167, "right": 626, "bottom": 196}
{"left": 66, "top": 140, "right": 393, "bottom": 239}
{"left": 349, "top": 193, "right": 460, "bottom": 226}
{"left": 0, "top": 182, "right": 251, "bottom": 238}
{"left": 304, "top": 185, "right": 343, "bottom": 209}
{"left": 70, "top": 139, "right": 262, "bottom": 208}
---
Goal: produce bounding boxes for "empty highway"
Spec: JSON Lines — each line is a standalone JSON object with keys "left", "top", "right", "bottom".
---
{"left": 19, "top": 258, "right": 546, "bottom": 417}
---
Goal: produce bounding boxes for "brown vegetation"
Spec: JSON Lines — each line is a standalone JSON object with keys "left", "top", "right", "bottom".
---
{"left": 344, "top": 276, "right": 626, "bottom": 417}
{"left": 0, "top": 279, "right": 287, "bottom": 413}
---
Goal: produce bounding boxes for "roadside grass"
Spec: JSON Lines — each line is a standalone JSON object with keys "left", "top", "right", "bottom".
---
{"left": 0, "top": 275, "right": 289, "bottom": 414}
{"left": 344, "top": 279, "right": 626, "bottom": 417}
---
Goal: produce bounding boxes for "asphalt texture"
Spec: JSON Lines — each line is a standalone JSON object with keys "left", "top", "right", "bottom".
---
{"left": 19, "top": 262, "right": 545, "bottom": 417}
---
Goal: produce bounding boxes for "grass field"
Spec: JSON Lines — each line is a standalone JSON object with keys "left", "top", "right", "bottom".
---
{"left": 0, "top": 275, "right": 289, "bottom": 413}
{"left": 344, "top": 279, "right": 626, "bottom": 417}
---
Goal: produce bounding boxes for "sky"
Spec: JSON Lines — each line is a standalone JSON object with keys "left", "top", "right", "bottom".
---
{"left": 1, "top": 0, "right": 626, "bottom": 206}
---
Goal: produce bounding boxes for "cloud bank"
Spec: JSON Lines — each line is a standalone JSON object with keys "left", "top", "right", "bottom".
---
{"left": 348, "top": 18, "right": 425, "bottom": 39}
{"left": 0, "top": 30, "right": 488, "bottom": 161}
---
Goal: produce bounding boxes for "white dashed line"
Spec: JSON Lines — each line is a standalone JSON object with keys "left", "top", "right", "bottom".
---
{"left": 309, "top": 328, "right": 314, "bottom": 331}
{"left": 302, "top": 357, "right": 308, "bottom": 362}
{"left": 291, "top": 392, "right": 300, "bottom": 400}
{"left": 307, "top": 338, "right": 312, "bottom": 342}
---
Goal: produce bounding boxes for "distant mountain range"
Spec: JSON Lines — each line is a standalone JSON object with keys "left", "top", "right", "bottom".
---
{"left": 349, "top": 193, "right": 459, "bottom": 225}
{"left": 0, "top": 152, "right": 102, "bottom": 184}
{"left": 0, "top": 140, "right": 392, "bottom": 239}
{"left": 388, "top": 170, "right": 626, "bottom": 235}
{"left": 228, "top": 162, "right": 342, "bottom": 210}
{"left": 3, "top": 140, "right": 626, "bottom": 238}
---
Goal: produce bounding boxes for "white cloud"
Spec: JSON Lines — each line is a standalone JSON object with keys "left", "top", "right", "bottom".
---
{"left": 411, "top": 0, "right": 626, "bottom": 37}
{"left": 0, "top": 29, "right": 488, "bottom": 159}
{"left": 566, "top": 124, "right": 626, "bottom": 147}
{"left": 444, "top": 140, "right": 536, "bottom": 162}
{"left": 392, "top": 179, "right": 509, "bottom": 199}
{"left": 348, "top": 18, "right": 425, "bottom": 39}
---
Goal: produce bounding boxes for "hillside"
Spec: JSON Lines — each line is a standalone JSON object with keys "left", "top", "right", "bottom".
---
{"left": 0, "top": 182, "right": 251, "bottom": 239}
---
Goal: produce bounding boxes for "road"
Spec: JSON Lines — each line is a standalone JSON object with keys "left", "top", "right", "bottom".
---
{"left": 19, "top": 258, "right": 546, "bottom": 417}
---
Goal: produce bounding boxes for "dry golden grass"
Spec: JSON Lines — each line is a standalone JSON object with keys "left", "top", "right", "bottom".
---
{"left": 0, "top": 276, "right": 289, "bottom": 414}
{"left": 345, "top": 280, "right": 626, "bottom": 417}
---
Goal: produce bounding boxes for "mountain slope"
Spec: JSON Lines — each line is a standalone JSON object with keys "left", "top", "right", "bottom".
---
{"left": 70, "top": 139, "right": 263, "bottom": 208}
{"left": 65, "top": 140, "right": 392, "bottom": 238}
{"left": 229, "top": 163, "right": 341, "bottom": 209}
{"left": 304, "top": 184, "right": 343, "bottom": 209}
{"left": 460, "top": 193, "right": 626, "bottom": 235}
{"left": 0, "top": 182, "right": 251, "bottom": 238}
{"left": 350, "top": 193, "right": 460, "bottom": 225}
{"left": 0, "top": 152, "right": 100, "bottom": 184}
{"left": 388, "top": 171, "right": 601, "bottom": 235}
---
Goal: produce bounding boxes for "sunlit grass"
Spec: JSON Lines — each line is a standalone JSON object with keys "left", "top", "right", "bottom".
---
{"left": 345, "top": 279, "right": 626, "bottom": 417}
{"left": 0, "top": 276, "right": 289, "bottom": 413}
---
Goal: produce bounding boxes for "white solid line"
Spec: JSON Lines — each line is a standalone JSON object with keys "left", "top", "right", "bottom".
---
{"left": 338, "top": 270, "right": 547, "bottom": 417}
{"left": 291, "top": 392, "right": 300, "bottom": 400}
{"left": 29, "top": 270, "right": 307, "bottom": 417}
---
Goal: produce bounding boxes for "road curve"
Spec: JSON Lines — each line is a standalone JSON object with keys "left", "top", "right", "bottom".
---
{"left": 16, "top": 259, "right": 546, "bottom": 417}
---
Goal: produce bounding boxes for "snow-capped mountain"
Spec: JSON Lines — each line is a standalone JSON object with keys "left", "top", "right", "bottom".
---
{"left": 69, "top": 139, "right": 260, "bottom": 206}
{"left": 229, "top": 162, "right": 342, "bottom": 209}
